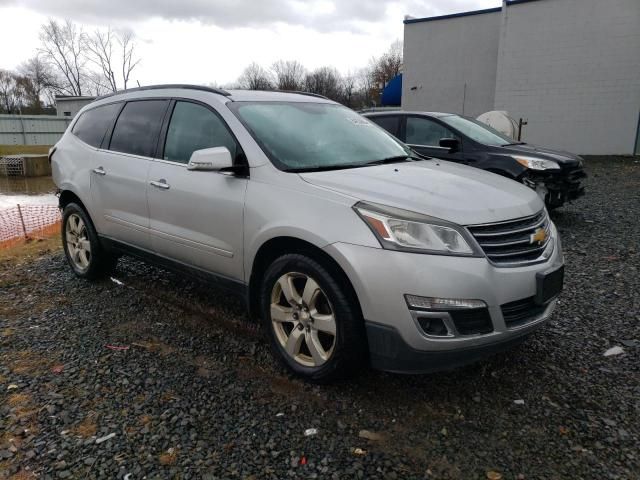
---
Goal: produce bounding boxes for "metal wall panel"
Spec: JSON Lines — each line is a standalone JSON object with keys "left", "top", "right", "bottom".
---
{"left": 0, "top": 115, "right": 71, "bottom": 146}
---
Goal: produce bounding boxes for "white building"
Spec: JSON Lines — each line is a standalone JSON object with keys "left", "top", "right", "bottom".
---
{"left": 55, "top": 96, "right": 96, "bottom": 118}
{"left": 402, "top": 0, "right": 640, "bottom": 155}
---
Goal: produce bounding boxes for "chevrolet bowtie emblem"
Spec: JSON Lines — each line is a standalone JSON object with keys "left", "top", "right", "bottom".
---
{"left": 530, "top": 227, "right": 547, "bottom": 245}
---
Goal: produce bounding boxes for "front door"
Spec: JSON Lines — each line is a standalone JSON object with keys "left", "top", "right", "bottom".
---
{"left": 91, "top": 99, "right": 169, "bottom": 250}
{"left": 404, "top": 116, "right": 465, "bottom": 162}
{"left": 147, "top": 100, "right": 248, "bottom": 281}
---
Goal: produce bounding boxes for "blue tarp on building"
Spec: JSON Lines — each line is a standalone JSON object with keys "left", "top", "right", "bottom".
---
{"left": 381, "top": 74, "right": 402, "bottom": 106}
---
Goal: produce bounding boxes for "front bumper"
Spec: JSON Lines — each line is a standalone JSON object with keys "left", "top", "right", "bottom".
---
{"left": 522, "top": 166, "right": 586, "bottom": 208}
{"left": 324, "top": 224, "right": 563, "bottom": 373}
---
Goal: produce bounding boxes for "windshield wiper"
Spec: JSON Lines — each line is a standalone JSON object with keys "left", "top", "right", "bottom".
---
{"left": 363, "top": 154, "right": 421, "bottom": 166}
{"left": 285, "top": 163, "right": 371, "bottom": 173}
{"left": 285, "top": 154, "right": 422, "bottom": 173}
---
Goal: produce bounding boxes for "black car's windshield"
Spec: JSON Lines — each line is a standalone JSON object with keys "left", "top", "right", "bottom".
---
{"left": 441, "top": 115, "right": 515, "bottom": 147}
{"left": 229, "top": 101, "right": 412, "bottom": 171}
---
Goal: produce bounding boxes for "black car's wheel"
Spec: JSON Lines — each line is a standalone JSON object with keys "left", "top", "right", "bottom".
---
{"left": 62, "top": 203, "right": 116, "bottom": 279}
{"left": 260, "top": 253, "right": 367, "bottom": 383}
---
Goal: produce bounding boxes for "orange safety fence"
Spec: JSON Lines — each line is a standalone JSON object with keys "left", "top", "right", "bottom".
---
{"left": 0, "top": 204, "right": 61, "bottom": 249}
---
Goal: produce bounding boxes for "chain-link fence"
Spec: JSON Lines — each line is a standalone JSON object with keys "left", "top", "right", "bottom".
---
{"left": 0, "top": 204, "right": 61, "bottom": 249}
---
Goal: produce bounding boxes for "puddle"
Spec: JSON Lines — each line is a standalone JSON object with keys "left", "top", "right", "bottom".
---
{"left": 0, "top": 176, "right": 57, "bottom": 209}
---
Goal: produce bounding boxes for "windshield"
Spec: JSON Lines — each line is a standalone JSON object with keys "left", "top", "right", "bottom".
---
{"left": 441, "top": 115, "right": 516, "bottom": 147}
{"left": 229, "top": 101, "right": 411, "bottom": 171}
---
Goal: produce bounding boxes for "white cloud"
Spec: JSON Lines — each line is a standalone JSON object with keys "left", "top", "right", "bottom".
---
{"left": 0, "top": 1, "right": 499, "bottom": 85}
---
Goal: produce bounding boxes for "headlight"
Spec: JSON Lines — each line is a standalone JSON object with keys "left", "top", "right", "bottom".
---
{"left": 353, "top": 202, "right": 478, "bottom": 256}
{"left": 513, "top": 155, "right": 560, "bottom": 171}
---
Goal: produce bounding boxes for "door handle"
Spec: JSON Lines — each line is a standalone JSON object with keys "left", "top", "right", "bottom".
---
{"left": 92, "top": 166, "right": 106, "bottom": 176}
{"left": 150, "top": 179, "right": 170, "bottom": 190}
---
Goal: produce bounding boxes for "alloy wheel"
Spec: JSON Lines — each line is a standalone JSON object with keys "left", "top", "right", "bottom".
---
{"left": 65, "top": 213, "right": 91, "bottom": 271}
{"left": 270, "top": 272, "right": 337, "bottom": 367}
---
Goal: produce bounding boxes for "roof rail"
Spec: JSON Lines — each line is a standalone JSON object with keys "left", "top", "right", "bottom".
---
{"left": 96, "top": 84, "right": 231, "bottom": 101}
{"left": 277, "top": 90, "right": 330, "bottom": 100}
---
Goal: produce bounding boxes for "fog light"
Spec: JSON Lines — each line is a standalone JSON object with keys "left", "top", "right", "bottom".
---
{"left": 405, "top": 294, "right": 486, "bottom": 311}
{"left": 417, "top": 317, "right": 449, "bottom": 336}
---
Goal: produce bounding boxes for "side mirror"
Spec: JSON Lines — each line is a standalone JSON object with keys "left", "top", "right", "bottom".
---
{"left": 439, "top": 138, "right": 460, "bottom": 153}
{"left": 187, "top": 147, "right": 233, "bottom": 171}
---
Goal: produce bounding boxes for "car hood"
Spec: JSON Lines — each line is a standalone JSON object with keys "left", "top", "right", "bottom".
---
{"left": 299, "top": 160, "right": 543, "bottom": 226}
{"left": 498, "top": 143, "right": 582, "bottom": 166}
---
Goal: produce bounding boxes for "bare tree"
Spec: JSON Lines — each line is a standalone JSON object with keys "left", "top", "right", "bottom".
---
{"left": 18, "top": 55, "right": 58, "bottom": 110}
{"left": 118, "top": 30, "right": 140, "bottom": 90}
{"left": 0, "top": 70, "right": 30, "bottom": 114}
{"left": 85, "top": 27, "right": 140, "bottom": 92}
{"left": 39, "top": 19, "right": 87, "bottom": 96}
{"left": 271, "top": 60, "right": 306, "bottom": 91}
{"left": 237, "top": 63, "right": 273, "bottom": 90}
{"left": 0, "top": 70, "right": 17, "bottom": 113}
{"left": 304, "top": 66, "right": 342, "bottom": 101}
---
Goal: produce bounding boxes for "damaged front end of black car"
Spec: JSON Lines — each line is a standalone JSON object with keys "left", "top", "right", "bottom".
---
{"left": 512, "top": 154, "right": 587, "bottom": 209}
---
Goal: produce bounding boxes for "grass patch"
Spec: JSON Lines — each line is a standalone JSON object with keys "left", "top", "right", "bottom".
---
{"left": 8, "top": 470, "right": 38, "bottom": 480}
{"left": 0, "top": 145, "right": 51, "bottom": 156}
{"left": 71, "top": 414, "right": 98, "bottom": 438}
{"left": 6, "top": 350, "right": 53, "bottom": 376}
{"left": 0, "top": 236, "right": 61, "bottom": 269}
{"left": 159, "top": 448, "right": 179, "bottom": 466}
{"left": 7, "top": 393, "right": 31, "bottom": 407}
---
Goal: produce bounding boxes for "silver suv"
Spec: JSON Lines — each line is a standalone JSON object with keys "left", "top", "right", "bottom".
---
{"left": 51, "top": 85, "right": 564, "bottom": 382}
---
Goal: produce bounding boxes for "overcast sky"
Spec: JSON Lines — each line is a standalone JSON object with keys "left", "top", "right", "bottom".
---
{"left": 0, "top": 0, "right": 498, "bottom": 86}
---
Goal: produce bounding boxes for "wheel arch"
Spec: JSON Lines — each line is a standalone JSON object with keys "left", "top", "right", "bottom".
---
{"left": 58, "top": 189, "right": 101, "bottom": 240}
{"left": 248, "top": 236, "right": 363, "bottom": 323}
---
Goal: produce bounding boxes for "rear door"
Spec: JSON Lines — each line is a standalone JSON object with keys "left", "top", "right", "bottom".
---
{"left": 404, "top": 115, "right": 465, "bottom": 162}
{"left": 91, "top": 99, "right": 170, "bottom": 249}
{"left": 147, "top": 100, "right": 248, "bottom": 281}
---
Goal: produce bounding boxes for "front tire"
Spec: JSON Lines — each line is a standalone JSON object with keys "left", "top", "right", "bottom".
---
{"left": 61, "top": 203, "right": 116, "bottom": 279}
{"left": 260, "top": 253, "right": 367, "bottom": 383}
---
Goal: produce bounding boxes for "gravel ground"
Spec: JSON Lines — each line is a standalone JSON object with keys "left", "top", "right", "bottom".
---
{"left": 1, "top": 157, "right": 639, "bottom": 480}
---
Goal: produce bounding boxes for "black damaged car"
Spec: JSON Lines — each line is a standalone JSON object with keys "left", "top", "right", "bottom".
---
{"left": 362, "top": 111, "right": 586, "bottom": 209}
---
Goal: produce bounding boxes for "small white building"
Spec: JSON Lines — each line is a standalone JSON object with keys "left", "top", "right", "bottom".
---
{"left": 402, "top": 0, "right": 640, "bottom": 155}
{"left": 55, "top": 96, "right": 96, "bottom": 118}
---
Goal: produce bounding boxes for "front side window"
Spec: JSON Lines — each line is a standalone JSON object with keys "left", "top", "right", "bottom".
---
{"left": 229, "top": 102, "right": 409, "bottom": 171}
{"left": 164, "top": 101, "right": 237, "bottom": 164}
{"left": 405, "top": 117, "right": 453, "bottom": 147}
{"left": 441, "top": 115, "right": 514, "bottom": 147}
{"left": 109, "top": 100, "right": 169, "bottom": 157}
{"left": 71, "top": 102, "right": 121, "bottom": 148}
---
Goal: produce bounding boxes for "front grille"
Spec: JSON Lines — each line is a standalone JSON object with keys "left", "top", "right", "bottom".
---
{"left": 449, "top": 308, "right": 493, "bottom": 335}
{"left": 501, "top": 296, "right": 547, "bottom": 328}
{"left": 467, "top": 210, "right": 551, "bottom": 266}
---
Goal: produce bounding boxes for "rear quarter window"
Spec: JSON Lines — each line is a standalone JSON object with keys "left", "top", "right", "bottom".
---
{"left": 71, "top": 102, "right": 122, "bottom": 148}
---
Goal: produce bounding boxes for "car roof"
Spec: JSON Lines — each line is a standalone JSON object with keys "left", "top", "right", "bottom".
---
{"left": 94, "top": 84, "right": 334, "bottom": 105}
{"left": 361, "top": 110, "right": 454, "bottom": 118}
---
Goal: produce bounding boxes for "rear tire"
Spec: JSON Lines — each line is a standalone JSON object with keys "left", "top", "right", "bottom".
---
{"left": 61, "top": 203, "right": 116, "bottom": 279}
{"left": 260, "top": 253, "right": 368, "bottom": 383}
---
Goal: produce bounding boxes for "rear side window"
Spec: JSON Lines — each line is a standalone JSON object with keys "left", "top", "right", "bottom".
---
{"left": 71, "top": 103, "right": 121, "bottom": 148}
{"left": 369, "top": 115, "right": 400, "bottom": 138}
{"left": 109, "top": 100, "right": 169, "bottom": 157}
{"left": 164, "top": 101, "right": 238, "bottom": 164}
